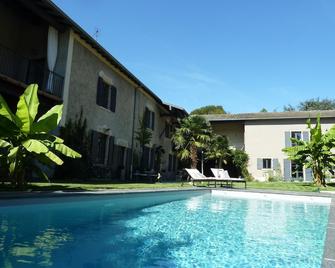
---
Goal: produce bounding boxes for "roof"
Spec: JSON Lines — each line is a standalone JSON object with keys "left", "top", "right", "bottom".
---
{"left": 18, "top": 0, "right": 178, "bottom": 110}
{"left": 203, "top": 110, "right": 335, "bottom": 122}
{"left": 162, "top": 102, "right": 188, "bottom": 117}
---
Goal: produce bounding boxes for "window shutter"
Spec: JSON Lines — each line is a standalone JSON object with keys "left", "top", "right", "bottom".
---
{"left": 108, "top": 136, "right": 115, "bottom": 166}
{"left": 144, "top": 108, "right": 150, "bottom": 128}
{"left": 90, "top": 130, "right": 99, "bottom": 163}
{"left": 96, "top": 77, "right": 103, "bottom": 106}
{"left": 125, "top": 148, "right": 132, "bottom": 178}
{"left": 96, "top": 77, "right": 109, "bottom": 108}
{"left": 150, "top": 147, "right": 155, "bottom": 170}
{"left": 273, "top": 158, "right": 279, "bottom": 170}
{"left": 151, "top": 112, "right": 155, "bottom": 130}
{"left": 168, "top": 154, "right": 172, "bottom": 171}
{"left": 285, "top": 131, "right": 291, "bottom": 147}
{"left": 302, "top": 131, "right": 309, "bottom": 142}
{"left": 142, "top": 146, "right": 150, "bottom": 170}
{"left": 257, "top": 158, "right": 262, "bottom": 170}
{"left": 110, "top": 86, "right": 117, "bottom": 112}
{"left": 284, "top": 159, "right": 291, "bottom": 180}
{"left": 305, "top": 168, "right": 313, "bottom": 182}
{"left": 173, "top": 155, "right": 177, "bottom": 171}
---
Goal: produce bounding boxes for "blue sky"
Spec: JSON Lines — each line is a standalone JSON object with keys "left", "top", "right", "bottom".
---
{"left": 53, "top": 0, "right": 335, "bottom": 113}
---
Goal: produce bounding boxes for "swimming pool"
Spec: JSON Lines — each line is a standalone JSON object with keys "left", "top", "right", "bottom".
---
{"left": 0, "top": 190, "right": 330, "bottom": 267}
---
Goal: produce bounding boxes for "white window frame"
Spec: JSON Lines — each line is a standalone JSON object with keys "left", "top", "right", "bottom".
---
{"left": 261, "top": 158, "right": 273, "bottom": 170}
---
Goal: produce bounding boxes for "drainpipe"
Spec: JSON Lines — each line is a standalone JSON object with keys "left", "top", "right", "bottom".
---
{"left": 130, "top": 86, "right": 139, "bottom": 180}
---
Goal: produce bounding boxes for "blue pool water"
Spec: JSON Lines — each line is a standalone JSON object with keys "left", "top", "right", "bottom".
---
{"left": 0, "top": 191, "right": 330, "bottom": 267}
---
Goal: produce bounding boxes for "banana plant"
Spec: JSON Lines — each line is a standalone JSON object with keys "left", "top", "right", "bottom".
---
{"left": 283, "top": 116, "right": 335, "bottom": 187}
{"left": 0, "top": 84, "right": 81, "bottom": 186}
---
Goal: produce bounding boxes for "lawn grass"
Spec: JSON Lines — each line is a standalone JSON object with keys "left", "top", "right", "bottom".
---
{"left": 192, "top": 181, "right": 335, "bottom": 192}
{"left": 0, "top": 182, "right": 192, "bottom": 192}
{"left": 0, "top": 181, "right": 335, "bottom": 192}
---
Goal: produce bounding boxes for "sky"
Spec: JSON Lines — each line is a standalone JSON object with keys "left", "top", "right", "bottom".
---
{"left": 53, "top": 0, "right": 335, "bottom": 113}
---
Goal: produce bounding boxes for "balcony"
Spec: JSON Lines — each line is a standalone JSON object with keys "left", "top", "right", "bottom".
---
{"left": 0, "top": 44, "right": 64, "bottom": 98}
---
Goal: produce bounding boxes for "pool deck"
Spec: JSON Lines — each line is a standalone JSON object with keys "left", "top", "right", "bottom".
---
{"left": 1, "top": 186, "right": 335, "bottom": 267}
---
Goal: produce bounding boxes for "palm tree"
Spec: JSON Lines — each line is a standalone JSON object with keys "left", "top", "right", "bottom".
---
{"left": 172, "top": 115, "right": 212, "bottom": 168}
{"left": 205, "top": 134, "right": 230, "bottom": 168}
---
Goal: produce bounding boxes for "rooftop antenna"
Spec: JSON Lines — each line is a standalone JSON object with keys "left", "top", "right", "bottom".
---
{"left": 93, "top": 27, "right": 100, "bottom": 40}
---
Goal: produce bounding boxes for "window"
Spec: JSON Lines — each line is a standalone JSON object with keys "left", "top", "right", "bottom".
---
{"left": 144, "top": 107, "right": 155, "bottom": 130}
{"left": 117, "top": 146, "right": 125, "bottom": 168}
{"left": 291, "top": 161, "right": 303, "bottom": 179}
{"left": 291, "top": 131, "right": 302, "bottom": 146}
{"left": 165, "top": 122, "right": 173, "bottom": 138}
{"left": 262, "top": 158, "right": 272, "bottom": 169}
{"left": 96, "top": 77, "right": 117, "bottom": 112}
{"left": 91, "top": 131, "right": 109, "bottom": 165}
{"left": 168, "top": 154, "right": 177, "bottom": 172}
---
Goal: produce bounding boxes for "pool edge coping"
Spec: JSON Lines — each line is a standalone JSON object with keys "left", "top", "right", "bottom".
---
{"left": 322, "top": 198, "right": 335, "bottom": 268}
{"left": 0, "top": 187, "right": 209, "bottom": 200}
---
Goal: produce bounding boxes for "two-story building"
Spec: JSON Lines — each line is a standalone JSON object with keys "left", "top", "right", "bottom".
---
{"left": 204, "top": 111, "right": 335, "bottom": 182}
{"left": 0, "top": 0, "right": 187, "bottom": 180}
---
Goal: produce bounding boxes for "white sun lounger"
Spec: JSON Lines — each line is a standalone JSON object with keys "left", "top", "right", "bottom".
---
{"left": 211, "top": 168, "right": 247, "bottom": 189}
{"left": 185, "top": 168, "right": 221, "bottom": 187}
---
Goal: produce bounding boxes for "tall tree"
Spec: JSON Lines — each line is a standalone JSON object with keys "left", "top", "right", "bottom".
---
{"left": 260, "top": 108, "right": 268, "bottom": 112}
{"left": 172, "top": 115, "right": 212, "bottom": 168}
{"left": 190, "top": 105, "right": 226, "bottom": 115}
{"left": 282, "top": 117, "right": 335, "bottom": 186}
{"left": 283, "top": 104, "right": 296, "bottom": 111}
{"left": 298, "top": 98, "right": 335, "bottom": 111}
{"left": 283, "top": 98, "right": 335, "bottom": 112}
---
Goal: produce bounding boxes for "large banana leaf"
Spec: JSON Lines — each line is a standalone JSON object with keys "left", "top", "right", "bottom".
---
{"left": 16, "top": 95, "right": 31, "bottom": 134}
{"left": 32, "top": 105, "right": 63, "bottom": 133}
{"left": 22, "top": 139, "right": 49, "bottom": 154}
{"left": 0, "top": 139, "right": 11, "bottom": 148}
{"left": 54, "top": 143, "right": 82, "bottom": 158}
{"left": 45, "top": 151, "right": 63, "bottom": 165}
{"left": 0, "top": 116, "right": 19, "bottom": 136}
{"left": 22, "top": 84, "right": 39, "bottom": 121}
{"left": 0, "top": 95, "right": 19, "bottom": 124}
{"left": 8, "top": 147, "right": 18, "bottom": 160}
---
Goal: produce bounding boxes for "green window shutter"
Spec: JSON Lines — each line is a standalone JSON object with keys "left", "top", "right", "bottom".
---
{"left": 257, "top": 158, "right": 262, "bottom": 170}
{"left": 305, "top": 168, "right": 313, "bottom": 182}
{"left": 302, "top": 131, "right": 309, "bottom": 142}
{"left": 284, "top": 159, "right": 291, "bottom": 180}
{"left": 285, "top": 131, "right": 291, "bottom": 147}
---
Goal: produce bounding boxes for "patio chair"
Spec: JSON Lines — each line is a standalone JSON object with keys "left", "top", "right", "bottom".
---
{"left": 211, "top": 168, "right": 247, "bottom": 189}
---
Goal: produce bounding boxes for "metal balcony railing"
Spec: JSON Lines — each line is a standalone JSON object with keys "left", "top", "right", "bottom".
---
{"left": 0, "top": 44, "right": 64, "bottom": 98}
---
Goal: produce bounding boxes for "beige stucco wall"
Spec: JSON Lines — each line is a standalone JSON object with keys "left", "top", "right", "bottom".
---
{"left": 66, "top": 36, "right": 174, "bottom": 176}
{"left": 245, "top": 118, "right": 335, "bottom": 181}
{"left": 67, "top": 38, "right": 135, "bottom": 145}
{"left": 211, "top": 121, "right": 245, "bottom": 150}
{"left": 211, "top": 118, "right": 335, "bottom": 181}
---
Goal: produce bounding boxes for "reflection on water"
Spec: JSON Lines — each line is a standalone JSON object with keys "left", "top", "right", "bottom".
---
{"left": 0, "top": 219, "right": 72, "bottom": 267}
{"left": 0, "top": 193, "right": 329, "bottom": 268}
